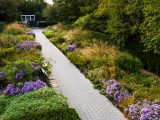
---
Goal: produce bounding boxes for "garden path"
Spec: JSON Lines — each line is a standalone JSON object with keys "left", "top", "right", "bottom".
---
{"left": 33, "top": 29, "right": 126, "bottom": 120}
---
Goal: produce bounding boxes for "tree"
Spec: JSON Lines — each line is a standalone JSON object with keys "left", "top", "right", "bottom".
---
{"left": 43, "top": 4, "right": 57, "bottom": 21}
{"left": 140, "top": 0, "right": 160, "bottom": 54}
{"left": 0, "top": 0, "right": 19, "bottom": 22}
{"left": 53, "top": 0, "right": 83, "bottom": 23}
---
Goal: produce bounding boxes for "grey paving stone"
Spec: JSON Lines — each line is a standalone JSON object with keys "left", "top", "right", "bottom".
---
{"left": 33, "top": 29, "right": 127, "bottom": 120}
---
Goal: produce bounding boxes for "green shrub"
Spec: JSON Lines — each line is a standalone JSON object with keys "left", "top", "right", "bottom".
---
{"left": 88, "top": 57, "right": 107, "bottom": 69}
{"left": 67, "top": 51, "right": 86, "bottom": 67}
{"left": 133, "top": 86, "right": 160, "bottom": 101}
{"left": 44, "top": 30, "right": 54, "bottom": 38}
{"left": 0, "top": 88, "right": 80, "bottom": 120}
{"left": 116, "top": 52, "right": 142, "bottom": 72}
{"left": 86, "top": 67, "right": 106, "bottom": 83}
{"left": 120, "top": 74, "right": 144, "bottom": 94}
{"left": 50, "top": 35, "right": 65, "bottom": 44}
{"left": 5, "top": 60, "right": 34, "bottom": 84}
{"left": 17, "top": 34, "right": 34, "bottom": 41}
{"left": 0, "top": 47, "right": 16, "bottom": 58}
{"left": 130, "top": 73, "right": 157, "bottom": 87}
{"left": 0, "top": 95, "right": 12, "bottom": 115}
{"left": 0, "top": 34, "right": 18, "bottom": 48}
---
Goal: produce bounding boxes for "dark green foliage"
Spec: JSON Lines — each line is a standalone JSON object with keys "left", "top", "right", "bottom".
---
{"left": 0, "top": 0, "right": 47, "bottom": 22}
{"left": 0, "top": 88, "right": 80, "bottom": 120}
{"left": 125, "top": 40, "right": 160, "bottom": 74}
{"left": 0, "top": 22, "right": 5, "bottom": 32}
{"left": 38, "top": 21, "right": 57, "bottom": 27}
{"left": 116, "top": 52, "right": 142, "bottom": 72}
{"left": 53, "top": 0, "right": 82, "bottom": 23}
{"left": 0, "top": 0, "right": 19, "bottom": 22}
{"left": 43, "top": 4, "right": 58, "bottom": 21}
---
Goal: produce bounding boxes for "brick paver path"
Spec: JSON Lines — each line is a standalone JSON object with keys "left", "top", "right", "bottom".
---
{"left": 33, "top": 29, "right": 126, "bottom": 120}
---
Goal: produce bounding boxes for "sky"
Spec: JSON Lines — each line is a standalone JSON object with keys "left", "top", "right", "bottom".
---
{"left": 45, "top": 0, "right": 53, "bottom": 4}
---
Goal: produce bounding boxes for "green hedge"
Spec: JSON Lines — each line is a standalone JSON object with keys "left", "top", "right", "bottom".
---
{"left": 38, "top": 21, "right": 57, "bottom": 28}
{"left": 116, "top": 52, "right": 142, "bottom": 73}
{"left": 0, "top": 88, "right": 80, "bottom": 120}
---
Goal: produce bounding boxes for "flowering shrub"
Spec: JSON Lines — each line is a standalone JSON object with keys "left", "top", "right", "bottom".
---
{"left": 67, "top": 44, "right": 78, "bottom": 51}
{"left": 17, "top": 41, "right": 42, "bottom": 50}
{"left": 6, "top": 60, "right": 34, "bottom": 84}
{"left": 127, "top": 100, "right": 160, "bottom": 120}
{"left": 105, "top": 79, "right": 130, "bottom": 102}
{"left": 5, "top": 60, "right": 45, "bottom": 85}
{"left": 26, "top": 31, "right": 35, "bottom": 37}
{"left": 3, "top": 79, "right": 47, "bottom": 96}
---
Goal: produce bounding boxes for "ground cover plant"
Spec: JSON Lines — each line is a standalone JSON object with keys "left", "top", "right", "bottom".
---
{"left": 0, "top": 88, "right": 80, "bottom": 120}
{"left": 0, "top": 23, "right": 80, "bottom": 120}
{"left": 44, "top": 24, "right": 160, "bottom": 120}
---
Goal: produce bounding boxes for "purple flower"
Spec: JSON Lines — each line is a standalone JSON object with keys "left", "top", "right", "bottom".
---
{"left": 26, "top": 31, "right": 35, "bottom": 37}
{"left": 127, "top": 100, "right": 160, "bottom": 120}
{"left": 3, "top": 79, "right": 47, "bottom": 96}
{"left": 17, "top": 41, "right": 41, "bottom": 50}
{"left": 67, "top": 44, "right": 78, "bottom": 51}
{"left": 3, "top": 84, "right": 16, "bottom": 96}
{"left": 15, "top": 70, "right": 25, "bottom": 80}
{"left": 105, "top": 79, "right": 130, "bottom": 102}
{"left": 32, "top": 62, "right": 40, "bottom": 71}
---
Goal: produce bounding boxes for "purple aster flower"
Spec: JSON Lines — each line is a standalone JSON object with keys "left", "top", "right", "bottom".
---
{"left": 32, "top": 62, "right": 40, "bottom": 71}
{"left": 67, "top": 44, "right": 78, "bottom": 51}
{"left": 3, "top": 84, "right": 16, "bottom": 96}
{"left": 17, "top": 41, "right": 41, "bottom": 50}
{"left": 15, "top": 70, "right": 25, "bottom": 80}
{"left": 3, "top": 79, "right": 47, "bottom": 96}
{"left": 127, "top": 100, "right": 160, "bottom": 120}
{"left": 105, "top": 79, "right": 130, "bottom": 102}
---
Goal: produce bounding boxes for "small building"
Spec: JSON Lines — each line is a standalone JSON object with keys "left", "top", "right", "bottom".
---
{"left": 21, "top": 15, "right": 35, "bottom": 23}
{"left": 21, "top": 15, "right": 37, "bottom": 27}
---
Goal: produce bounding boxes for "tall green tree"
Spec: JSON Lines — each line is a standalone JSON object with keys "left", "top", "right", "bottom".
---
{"left": 0, "top": 0, "right": 19, "bottom": 22}
{"left": 43, "top": 4, "right": 57, "bottom": 21}
{"left": 140, "top": 0, "right": 160, "bottom": 54}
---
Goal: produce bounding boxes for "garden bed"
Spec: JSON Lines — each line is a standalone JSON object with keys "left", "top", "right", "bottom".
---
{"left": 44, "top": 23, "right": 160, "bottom": 120}
{"left": 0, "top": 23, "right": 80, "bottom": 120}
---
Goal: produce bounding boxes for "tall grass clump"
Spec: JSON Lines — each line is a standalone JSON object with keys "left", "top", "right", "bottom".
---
{"left": 4, "top": 23, "right": 29, "bottom": 35}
